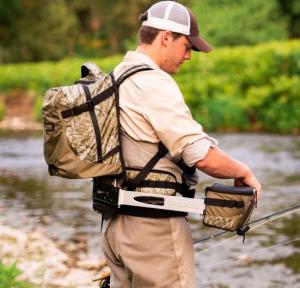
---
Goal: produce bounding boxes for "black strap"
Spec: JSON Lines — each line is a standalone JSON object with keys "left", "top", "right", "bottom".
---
{"left": 204, "top": 198, "right": 245, "bottom": 209}
{"left": 61, "top": 85, "right": 115, "bottom": 119}
{"left": 82, "top": 85, "right": 103, "bottom": 162}
{"left": 116, "top": 65, "right": 152, "bottom": 87}
{"left": 119, "top": 205, "right": 187, "bottom": 218}
{"left": 177, "top": 159, "right": 196, "bottom": 175}
{"left": 121, "top": 179, "right": 194, "bottom": 197}
{"left": 74, "top": 80, "right": 96, "bottom": 85}
{"left": 127, "top": 142, "right": 168, "bottom": 190}
{"left": 61, "top": 65, "right": 152, "bottom": 119}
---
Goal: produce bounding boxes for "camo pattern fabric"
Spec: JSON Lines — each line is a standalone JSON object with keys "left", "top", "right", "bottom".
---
{"left": 64, "top": 77, "right": 120, "bottom": 164}
{"left": 203, "top": 214, "right": 243, "bottom": 231}
{"left": 43, "top": 62, "right": 106, "bottom": 112}
{"left": 43, "top": 64, "right": 120, "bottom": 164}
{"left": 202, "top": 189, "right": 255, "bottom": 231}
{"left": 126, "top": 169, "right": 177, "bottom": 196}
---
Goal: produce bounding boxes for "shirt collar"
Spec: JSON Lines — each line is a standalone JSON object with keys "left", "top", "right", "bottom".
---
{"left": 123, "top": 51, "right": 160, "bottom": 70}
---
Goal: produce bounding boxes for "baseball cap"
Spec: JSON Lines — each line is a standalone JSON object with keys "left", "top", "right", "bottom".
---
{"left": 139, "top": 1, "right": 212, "bottom": 52}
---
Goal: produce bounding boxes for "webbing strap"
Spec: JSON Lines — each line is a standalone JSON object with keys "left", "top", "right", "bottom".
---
{"left": 61, "top": 65, "right": 152, "bottom": 119}
{"left": 74, "top": 80, "right": 95, "bottom": 85}
{"left": 204, "top": 198, "right": 244, "bottom": 209}
{"left": 177, "top": 159, "right": 196, "bottom": 175}
{"left": 116, "top": 65, "right": 152, "bottom": 87}
{"left": 82, "top": 85, "right": 103, "bottom": 162}
{"left": 121, "top": 179, "right": 194, "bottom": 197}
{"left": 118, "top": 205, "right": 187, "bottom": 218}
{"left": 127, "top": 142, "right": 168, "bottom": 190}
{"left": 61, "top": 85, "right": 115, "bottom": 119}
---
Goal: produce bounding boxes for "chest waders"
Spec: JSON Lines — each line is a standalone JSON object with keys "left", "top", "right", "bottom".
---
{"left": 42, "top": 62, "right": 256, "bottom": 288}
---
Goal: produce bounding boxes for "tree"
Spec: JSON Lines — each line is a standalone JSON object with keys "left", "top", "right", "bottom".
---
{"left": 0, "top": 0, "right": 78, "bottom": 63}
{"left": 277, "top": 0, "right": 300, "bottom": 38}
{"left": 0, "top": 0, "right": 293, "bottom": 63}
{"left": 69, "top": 0, "right": 191, "bottom": 55}
{"left": 192, "top": 0, "right": 288, "bottom": 47}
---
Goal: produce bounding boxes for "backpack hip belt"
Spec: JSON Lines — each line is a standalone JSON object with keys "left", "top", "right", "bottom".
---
{"left": 93, "top": 182, "right": 256, "bottom": 234}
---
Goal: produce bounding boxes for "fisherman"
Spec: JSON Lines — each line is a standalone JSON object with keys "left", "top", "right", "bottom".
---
{"left": 100, "top": 1, "right": 262, "bottom": 287}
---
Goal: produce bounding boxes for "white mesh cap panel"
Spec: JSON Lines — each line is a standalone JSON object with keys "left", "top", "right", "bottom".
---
{"left": 149, "top": 1, "right": 167, "bottom": 19}
{"left": 142, "top": 1, "right": 190, "bottom": 35}
{"left": 167, "top": 2, "right": 189, "bottom": 26}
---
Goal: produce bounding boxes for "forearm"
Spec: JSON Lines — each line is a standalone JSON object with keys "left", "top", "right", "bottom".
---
{"left": 196, "top": 146, "right": 250, "bottom": 179}
{"left": 196, "top": 146, "right": 262, "bottom": 197}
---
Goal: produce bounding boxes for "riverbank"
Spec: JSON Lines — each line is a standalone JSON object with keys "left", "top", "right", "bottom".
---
{"left": 0, "top": 116, "right": 41, "bottom": 130}
{"left": 0, "top": 91, "right": 41, "bottom": 131}
{"left": 0, "top": 220, "right": 109, "bottom": 288}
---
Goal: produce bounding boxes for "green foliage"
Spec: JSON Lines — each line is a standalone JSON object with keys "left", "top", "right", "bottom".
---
{"left": 0, "top": 0, "right": 296, "bottom": 63}
{"left": 193, "top": 0, "right": 288, "bottom": 47}
{"left": 0, "top": 55, "right": 122, "bottom": 120}
{"left": 0, "top": 0, "right": 79, "bottom": 63}
{"left": 175, "top": 39, "right": 300, "bottom": 133}
{"left": 0, "top": 40, "right": 299, "bottom": 133}
{"left": 0, "top": 262, "right": 32, "bottom": 288}
{"left": 0, "top": 101, "right": 4, "bottom": 120}
{"left": 0, "top": 56, "right": 122, "bottom": 93}
{"left": 0, "top": 0, "right": 163, "bottom": 62}
{"left": 277, "top": 0, "right": 300, "bottom": 38}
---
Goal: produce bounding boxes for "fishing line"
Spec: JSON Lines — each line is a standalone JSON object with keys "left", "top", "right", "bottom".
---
{"left": 195, "top": 233, "right": 239, "bottom": 254}
{"left": 194, "top": 204, "right": 300, "bottom": 246}
{"left": 198, "top": 236, "right": 300, "bottom": 271}
{"left": 195, "top": 205, "right": 300, "bottom": 254}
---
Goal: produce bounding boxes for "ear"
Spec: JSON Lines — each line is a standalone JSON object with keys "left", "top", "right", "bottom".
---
{"left": 160, "top": 31, "right": 173, "bottom": 48}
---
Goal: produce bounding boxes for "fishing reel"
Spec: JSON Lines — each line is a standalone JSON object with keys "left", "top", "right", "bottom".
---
{"left": 93, "top": 271, "right": 110, "bottom": 288}
{"left": 99, "top": 277, "right": 110, "bottom": 288}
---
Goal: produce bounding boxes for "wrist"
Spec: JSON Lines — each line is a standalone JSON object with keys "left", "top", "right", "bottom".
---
{"left": 237, "top": 162, "right": 251, "bottom": 180}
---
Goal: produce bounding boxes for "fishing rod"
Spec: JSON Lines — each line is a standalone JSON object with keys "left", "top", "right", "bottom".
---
{"left": 193, "top": 203, "right": 300, "bottom": 245}
{"left": 199, "top": 235, "right": 300, "bottom": 271}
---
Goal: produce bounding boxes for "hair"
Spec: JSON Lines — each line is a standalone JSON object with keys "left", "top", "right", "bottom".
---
{"left": 138, "top": 26, "right": 182, "bottom": 45}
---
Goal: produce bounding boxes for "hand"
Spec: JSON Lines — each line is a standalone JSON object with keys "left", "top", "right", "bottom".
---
{"left": 234, "top": 170, "right": 262, "bottom": 201}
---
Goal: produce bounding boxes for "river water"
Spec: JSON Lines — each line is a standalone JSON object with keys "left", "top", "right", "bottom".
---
{"left": 0, "top": 132, "right": 299, "bottom": 288}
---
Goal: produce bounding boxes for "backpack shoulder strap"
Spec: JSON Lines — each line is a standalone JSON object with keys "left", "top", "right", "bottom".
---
{"left": 115, "top": 65, "right": 167, "bottom": 190}
{"left": 115, "top": 64, "right": 153, "bottom": 87}
{"left": 61, "top": 65, "right": 152, "bottom": 119}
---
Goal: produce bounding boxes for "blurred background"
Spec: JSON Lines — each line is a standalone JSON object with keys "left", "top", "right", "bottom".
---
{"left": 0, "top": 0, "right": 300, "bottom": 287}
{"left": 0, "top": 0, "right": 299, "bottom": 62}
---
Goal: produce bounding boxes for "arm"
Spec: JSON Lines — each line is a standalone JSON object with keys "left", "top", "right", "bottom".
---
{"left": 196, "top": 146, "right": 262, "bottom": 198}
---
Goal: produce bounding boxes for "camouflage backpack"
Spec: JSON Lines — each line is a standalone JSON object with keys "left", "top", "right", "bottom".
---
{"left": 42, "top": 62, "right": 151, "bottom": 179}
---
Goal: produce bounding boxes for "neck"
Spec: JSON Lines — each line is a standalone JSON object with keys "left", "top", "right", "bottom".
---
{"left": 136, "top": 44, "right": 163, "bottom": 68}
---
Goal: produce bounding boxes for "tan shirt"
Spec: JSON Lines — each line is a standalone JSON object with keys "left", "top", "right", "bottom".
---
{"left": 114, "top": 51, "right": 217, "bottom": 170}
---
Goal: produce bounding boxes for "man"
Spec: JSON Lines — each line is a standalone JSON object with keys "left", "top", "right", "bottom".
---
{"left": 101, "top": 1, "right": 262, "bottom": 287}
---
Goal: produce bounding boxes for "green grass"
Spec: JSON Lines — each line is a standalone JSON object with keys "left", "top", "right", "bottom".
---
{"left": 0, "top": 262, "right": 33, "bottom": 288}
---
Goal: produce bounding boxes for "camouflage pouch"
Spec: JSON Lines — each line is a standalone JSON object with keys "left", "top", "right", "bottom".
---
{"left": 203, "top": 183, "right": 256, "bottom": 232}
